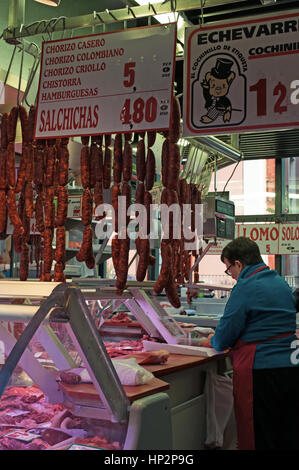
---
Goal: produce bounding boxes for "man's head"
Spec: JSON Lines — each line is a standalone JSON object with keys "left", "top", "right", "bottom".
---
{"left": 221, "top": 237, "right": 263, "bottom": 280}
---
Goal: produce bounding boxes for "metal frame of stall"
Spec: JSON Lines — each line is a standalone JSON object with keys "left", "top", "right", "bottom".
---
{"left": 0, "top": 281, "right": 174, "bottom": 449}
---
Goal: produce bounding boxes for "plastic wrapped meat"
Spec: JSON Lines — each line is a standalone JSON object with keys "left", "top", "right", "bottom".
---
{"left": 0, "top": 384, "right": 122, "bottom": 450}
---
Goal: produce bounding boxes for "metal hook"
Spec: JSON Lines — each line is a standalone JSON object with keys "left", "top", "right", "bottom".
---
{"left": 170, "top": 0, "right": 177, "bottom": 13}
{"left": 44, "top": 17, "right": 55, "bottom": 39}
{"left": 34, "top": 20, "right": 47, "bottom": 36}
{"left": 105, "top": 9, "right": 118, "bottom": 21}
{"left": 17, "top": 40, "right": 25, "bottom": 107}
{"left": 127, "top": 6, "right": 136, "bottom": 19}
{"left": 200, "top": 0, "right": 205, "bottom": 26}
{"left": 149, "top": 2, "right": 157, "bottom": 15}
{"left": 23, "top": 56, "right": 41, "bottom": 107}
{"left": 95, "top": 12, "right": 105, "bottom": 24}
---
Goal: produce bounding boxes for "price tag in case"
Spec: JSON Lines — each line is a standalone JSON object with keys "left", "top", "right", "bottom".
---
{"left": 4, "top": 431, "right": 41, "bottom": 442}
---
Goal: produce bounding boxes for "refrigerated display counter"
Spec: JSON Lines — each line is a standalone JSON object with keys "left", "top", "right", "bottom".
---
{"left": 0, "top": 280, "right": 232, "bottom": 450}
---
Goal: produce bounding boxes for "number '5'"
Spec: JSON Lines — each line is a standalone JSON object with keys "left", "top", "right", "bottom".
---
{"left": 123, "top": 62, "right": 136, "bottom": 88}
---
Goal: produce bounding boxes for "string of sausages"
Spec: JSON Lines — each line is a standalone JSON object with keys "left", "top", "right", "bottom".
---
{"left": 0, "top": 106, "right": 48, "bottom": 281}
{"left": 153, "top": 95, "right": 182, "bottom": 308}
{"left": 111, "top": 133, "right": 132, "bottom": 294}
{"left": 33, "top": 134, "right": 46, "bottom": 280}
{"left": 76, "top": 135, "right": 95, "bottom": 269}
{"left": 134, "top": 130, "right": 157, "bottom": 284}
{"left": 0, "top": 113, "right": 9, "bottom": 235}
{"left": 39, "top": 138, "right": 56, "bottom": 281}
{"left": 53, "top": 138, "right": 69, "bottom": 282}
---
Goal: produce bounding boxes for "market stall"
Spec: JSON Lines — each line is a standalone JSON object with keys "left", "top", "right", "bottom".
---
{"left": 0, "top": 1, "right": 251, "bottom": 450}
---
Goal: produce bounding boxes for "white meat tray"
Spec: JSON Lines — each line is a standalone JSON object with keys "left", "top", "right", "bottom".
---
{"left": 142, "top": 340, "right": 221, "bottom": 357}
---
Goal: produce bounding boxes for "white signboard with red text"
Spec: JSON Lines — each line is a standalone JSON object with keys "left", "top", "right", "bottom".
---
{"left": 35, "top": 23, "right": 176, "bottom": 139}
{"left": 237, "top": 223, "right": 299, "bottom": 255}
{"left": 183, "top": 10, "right": 299, "bottom": 136}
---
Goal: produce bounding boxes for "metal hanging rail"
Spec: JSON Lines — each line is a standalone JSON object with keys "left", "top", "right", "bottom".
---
{"left": 2, "top": 0, "right": 247, "bottom": 42}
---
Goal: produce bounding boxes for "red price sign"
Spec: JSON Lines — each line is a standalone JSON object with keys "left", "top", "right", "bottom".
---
{"left": 249, "top": 78, "right": 298, "bottom": 117}
{"left": 35, "top": 23, "right": 176, "bottom": 139}
{"left": 184, "top": 11, "right": 299, "bottom": 136}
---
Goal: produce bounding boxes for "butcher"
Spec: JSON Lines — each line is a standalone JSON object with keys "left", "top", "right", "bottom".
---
{"left": 208, "top": 237, "right": 299, "bottom": 450}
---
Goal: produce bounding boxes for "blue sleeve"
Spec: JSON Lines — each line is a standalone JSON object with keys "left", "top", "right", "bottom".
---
{"left": 210, "top": 281, "right": 249, "bottom": 351}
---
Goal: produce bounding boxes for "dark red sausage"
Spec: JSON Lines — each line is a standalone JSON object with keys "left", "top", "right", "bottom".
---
{"left": 136, "top": 139, "right": 146, "bottom": 182}
{"left": 166, "top": 143, "right": 180, "bottom": 191}
{"left": 58, "top": 145, "right": 69, "bottom": 187}
{"left": 122, "top": 141, "right": 132, "bottom": 182}
{"left": 113, "top": 133, "right": 123, "bottom": 184}
{"left": 103, "top": 147, "right": 112, "bottom": 189}
{"left": 81, "top": 188, "right": 93, "bottom": 226}
{"left": 55, "top": 186, "right": 68, "bottom": 227}
{"left": 169, "top": 95, "right": 181, "bottom": 144}
{"left": 80, "top": 146, "right": 90, "bottom": 189}
{"left": 145, "top": 148, "right": 156, "bottom": 191}
{"left": 7, "top": 107, "right": 18, "bottom": 143}
{"left": 0, "top": 190, "right": 6, "bottom": 232}
{"left": 1, "top": 113, "right": 9, "bottom": 150}
{"left": 112, "top": 183, "right": 121, "bottom": 233}
{"left": 136, "top": 237, "right": 150, "bottom": 282}
{"left": 147, "top": 131, "right": 156, "bottom": 147}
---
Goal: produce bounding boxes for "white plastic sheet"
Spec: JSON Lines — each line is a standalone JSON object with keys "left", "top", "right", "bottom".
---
{"left": 204, "top": 370, "right": 234, "bottom": 448}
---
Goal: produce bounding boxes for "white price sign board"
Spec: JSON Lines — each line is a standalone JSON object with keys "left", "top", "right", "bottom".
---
{"left": 237, "top": 223, "right": 299, "bottom": 254}
{"left": 204, "top": 238, "right": 231, "bottom": 256}
{"left": 183, "top": 10, "right": 299, "bottom": 136}
{"left": 35, "top": 23, "right": 176, "bottom": 139}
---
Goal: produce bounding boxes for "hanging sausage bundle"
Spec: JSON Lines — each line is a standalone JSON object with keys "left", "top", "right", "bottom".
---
{"left": 115, "top": 134, "right": 132, "bottom": 294}
{"left": 17, "top": 106, "right": 32, "bottom": 280}
{"left": 20, "top": 105, "right": 45, "bottom": 281}
{"left": 40, "top": 139, "right": 56, "bottom": 282}
{"left": 76, "top": 136, "right": 95, "bottom": 270}
{"left": 154, "top": 95, "right": 181, "bottom": 308}
{"left": 134, "top": 130, "right": 157, "bottom": 283}
{"left": 53, "top": 138, "right": 69, "bottom": 282}
{"left": 0, "top": 113, "right": 8, "bottom": 235}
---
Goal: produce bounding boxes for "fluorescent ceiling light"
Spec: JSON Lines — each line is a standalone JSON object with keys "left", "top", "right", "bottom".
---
{"left": 135, "top": 0, "right": 186, "bottom": 53}
{"left": 34, "top": 0, "right": 61, "bottom": 6}
{"left": 135, "top": 0, "right": 183, "bottom": 27}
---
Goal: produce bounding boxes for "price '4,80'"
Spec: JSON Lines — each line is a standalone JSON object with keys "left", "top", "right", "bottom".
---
{"left": 120, "top": 97, "right": 158, "bottom": 127}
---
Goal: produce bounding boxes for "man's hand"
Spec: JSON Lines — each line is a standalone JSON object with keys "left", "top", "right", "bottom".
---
{"left": 201, "top": 333, "right": 214, "bottom": 348}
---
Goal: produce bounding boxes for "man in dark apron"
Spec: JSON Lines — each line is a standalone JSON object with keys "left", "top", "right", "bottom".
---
{"left": 209, "top": 237, "right": 299, "bottom": 450}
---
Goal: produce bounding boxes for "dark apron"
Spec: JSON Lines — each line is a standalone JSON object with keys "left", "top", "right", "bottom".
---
{"left": 229, "top": 265, "right": 294, "bottom": 450}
